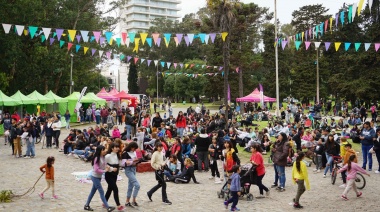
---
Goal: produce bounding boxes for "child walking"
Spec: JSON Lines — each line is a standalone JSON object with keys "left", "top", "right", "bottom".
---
{"left": 38, "top": 156, "right": 58, "bottom": 199}
{"left": 208, "top": 136, "right": 222, "bottom": 184}
{"left": 224, "top": 165, "right": 241, "bottom": 212}
{"left": 339, "top": 155, "right": 370, "bottom": 200}
{"left": 292, "top": 152, "right": 310, "bottom": 209}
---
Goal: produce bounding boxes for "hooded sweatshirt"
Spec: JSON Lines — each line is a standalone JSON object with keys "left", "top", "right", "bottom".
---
{"left": 343, "top": 149, "right": 358, "bottom": 165}
{"left": 194, "top": 133, "right": 211, "bottom": 152}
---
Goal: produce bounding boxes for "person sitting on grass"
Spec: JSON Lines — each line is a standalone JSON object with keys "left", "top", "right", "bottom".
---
{"left": 174, "top": 158, "right": 199, "bottom": 184}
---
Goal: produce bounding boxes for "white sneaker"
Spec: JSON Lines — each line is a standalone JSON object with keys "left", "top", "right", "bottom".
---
{"left": 266, "top": 190, "right": 270, "bottom": 197}
{"left": 256, "top": 194, "right": 265, "bottom": 198}
{"left": 317, "top": 169, "right": 321, "bottom": 173}
{"left": 209, "top": 176, "right": 214, "bottom": 180}
{"left": 313, "top": 169, "right": 318, "bottom": 172}
{"left": 323, "top": 174, "right": 326, "bottom": 178}
{"left": 215, "top": 180, "right": 222, "bottom": 184}
{"left": 339, "top": 184, "right": 346, "bottom": 188}
{"left": 375, "top": 170, "right": 380, "bottom": 174}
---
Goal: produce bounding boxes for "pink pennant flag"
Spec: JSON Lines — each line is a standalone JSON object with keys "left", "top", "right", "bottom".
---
{"left": 121, "top": 32, "right": 127, "bottom": 44}
{"left": 190, "top": 64, "right": 194, "bottom": 68}
{"left": 67, "top": 43, "right": 73, "bottom": 51}
{"left": 235, "top": 67, "right": 239, "bottom": 73}
{"left": 93, "top": 31, "right": 101, "bottom": 43}
{"left": 174, "top": 63, "right": 177, "bottom": 69}
{"left": 56, "top": 29, "right": 64, "bottom": 41}
{"left": 305, "top": 41, "right": 311, "bottom": 50}
{"left": 152, "top": 33, "right": 159, "bottom": 45}
{"left": 91, "top": 48, "right": 96, "bottom": 56}
{"left": 106, "top": 51, "right": 111, "bottom": 59}
{"left": 324, "top": 20, "right": 328, "bottom": 32}
{"left": 219, "top": 66, "right": 223, "bottom": 71}
{"left": 134, "top": 57, "right": 139, "bottom": 64}
{"left": 209, "top": 33, "right": 216, "bottom": 43}
{"left": 375, "top": 43, "right": 380, "bottom": 52}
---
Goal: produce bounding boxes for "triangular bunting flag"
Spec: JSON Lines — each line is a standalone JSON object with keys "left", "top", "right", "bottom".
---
{"left": 352, "top": 3, "right": 357, "bottom": 22}
{"left": 106, "top": 52, "right": 111, "bottom": 60}
{"left": 185, "top": 64, "right": 189, "bottom": 69}
{"left": 354, "top": 43, "right": 361, "bottom": 51}
{"left": 219, "top": 66, "right": 223, "bottom": 71}
{"left": 344, "top": 43, "right": 351, "bottom": 51}
{"left": 140, "top": 33, "right": 148, "bottom": 45}
{"left": 184, "top": 36, "right": 190, "bottom": 46}
{"left": 147, "top": 60, "right": 152, "bottom": 66}
{"left": 80, "top": 30, "right": 89, "bottom": 42}
{"left": 49, "top": 37, "right": 54, "bottom": 45}
{"left": 209, "top": 33, "right": 216, "bottom": 43}
{"left": 146, "top": 38, "right": 152, "bottom": 47}
{"left": 369, "top": 0, "right": 374, "bottom": 13}
{"left": 100, "top": 37, "right": 105, "bottom": 45}
{"left": 41, "top": 35, "right": 46, "bottom": 43}
{"left": 125, "top": 38, "right": 130, "bottom": 47}
{"left": 133, "top": 38, "right": 140, "bottom": 53}
{"left": 152, "top": 33, "right": 159, "bottom": 44}
{"left": 127, "top": 56, "right": 132, "bottom": 62}
{"left": 128, "top": 32, "right": 136, "bottom": 43}
{"left": 60, "top": 40, "right": 65, "bottom": 48}
{"left": 174, "top": 37, "right": 179, "bottom": 46}
{"left": 99, "top": 50, "right": 104, "bottom": 58}
{"left": 28, "top": 26, "right": 38, "bottom": 38}
{"left": 340, "top": 11, "right": 345, "bottom": 26}
{"left": 305, "top": 41, "right": 311, "bottom": 50}
{"left": 281, "top": 41, "right": 288, "bottom": 50}
{"left": 84, "top": 47, "right": 89, "bottom": 55}
{"left": 176, "top": 34, "right": 183, "bottom": 43}
{"left": 295, "top": 41, "right": 302, "bottom": 50}
{"left": 93, "top": 31, "right": 101, "bottom": 43}
{"left": 91, "top": 48, "right": 96, "bottom": 56}
{"left": 187, "top": 34, "right": 194, "bottom": 44}
{"left": 348, "top": 5, "right": 353, "bottom": 23}
{"left": 324, "top": 42, "right": 331, "bottom": 51}
{"left": 174, "top": 63, "right": 177, "bottom": 69}
{"left": 335, "top": 13, "right": 339, "bottom": 28}
{"left": 42, "top": 28, "right": 51, "bottom": 39}
{"left": 120, "top": 54, "right": 125, "bottom": 61}
{"left": 68, "top": 30, "right": 77, "bottom": 42}
{"left": 105, "top": 31, "right": 113, "bottom": 44}
{"left": 180, "top": 63, "right": 184, "bottom": 68}
{"left": 198, "top": 33, "right": 206, "bottom": 43}
{"left": 67, "top": 43, "right": 73, "bottom": 51}
{"left": 75, "top": 44, "right": 81, "bottom": 52}
{"left": 221, "top": 32, "right": 228, "bottom": 41}
{"left": 2, "top": 24, "right": 11, "bottom": 34}
{"left": 357, "top": 0, "right": 365, "bottom": 16}
{"left": 134, "top": 57, "right": 139, "bottom": 64}
{"left": 167, "top": 62, "right": 171, "bottom": 69}
{"left": 205, "top": 34, "right": 210, "bottom": 44}
{"left": 116, "top": 38, "right": 121, "bottom": 47}
{"left": 156, "top": 38, "right": 161, "bottom": 47}
{"left": 335, "top": 42, "right": 341, "bottom": 51}
{"left": 76, "top": 35, "right": 81, "bottom": 43}
{"left": 141, "top": 58, "right": 145, "bottom": 64}
{"left": 154, "top": 60, "right": 159, "bottom": 67}
{"left": 375, "top": 43, "right": 380, "bottom": 52}
{"left": 160, "top": 61, "right": 165, "bottom": 68}
{"left": 121, "top": 32, "right": 127, "bottom": 44}
{"left": 164, "top": 33, "right": 171, "bottom": 45}
{"left": 315, "top": 42, "right": 321, "bottom": 49}
{"left": 364, "top": 43, "right": 371, "bottom": 51}
{"left": 15, "top": 25, "right": 24, "bottom": 36}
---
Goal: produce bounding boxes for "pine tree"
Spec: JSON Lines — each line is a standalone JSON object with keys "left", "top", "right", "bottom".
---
{"left": 128, "top": 63, "right": 139, "bottom": 93}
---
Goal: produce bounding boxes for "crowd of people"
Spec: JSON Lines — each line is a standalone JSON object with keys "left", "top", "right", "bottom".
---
{"left": 1, "top": 101, "right": 380, "bottom": 210}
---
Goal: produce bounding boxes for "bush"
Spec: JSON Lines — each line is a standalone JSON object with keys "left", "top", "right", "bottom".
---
{"left": 0, "top": 190, "right": 13, "bottom": 203}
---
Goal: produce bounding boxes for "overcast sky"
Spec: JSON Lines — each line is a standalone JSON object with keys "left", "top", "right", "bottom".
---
{"left": 179, "top": 0, "right": 354, "bottom": 24}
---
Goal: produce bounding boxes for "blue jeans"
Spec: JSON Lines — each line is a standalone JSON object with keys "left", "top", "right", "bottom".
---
{"left": 73, "top": 149, "right": 85, "bottom": 155}
{"left": 164, "top": 170, "right": 181, "bottom": 178}
{"left": 362, "top": 144, "right": 373, "bottom": 170}
{"left": 226, "top": 191, "right": 239, "bottom": 209}
{"left": 324, "top": 153, "right": 333, "bottom": 175}
{"left": 273, "top": 165, "right": 279, "bottom": 185}
{"left": 86, "top": 115, "right": 91, "bottom": 123}
{"left": 126, "top": 125, "right": 132, "bottom": 140}
{"left": 65, "top": 119, "right": 70, "bottom": 130}
{"left": 85, "top": 176, "right": 109, "bottom": 208}
{"left": 96, "top": 115, "right": 100, "bottom": 125}
{"left": 124, "top": 166, "right": 140, "bottom": 198}
{"left": 25, "top": 137, "right": 35, "bottom": 156}
{"left": 177, "top": 128, "right": 184, "bottom": 137}
{"left": 275, "top": 165, "right": 286, "bottom": 188}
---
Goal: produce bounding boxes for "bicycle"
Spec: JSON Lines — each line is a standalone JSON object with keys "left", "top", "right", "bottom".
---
{"left": 331, "top": 156, "right": 366, "bottom": 189}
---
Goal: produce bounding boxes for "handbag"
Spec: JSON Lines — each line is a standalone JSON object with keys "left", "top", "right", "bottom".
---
{"left": 369, "top": 147, "right": 375, "bottom": 154}
{"left": 190, "top": 145, "right": 196, "bottom": 155}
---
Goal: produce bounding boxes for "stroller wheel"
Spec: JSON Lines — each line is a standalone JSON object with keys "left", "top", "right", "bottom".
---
{"left": 220, "top": 190, "right": 225, "bottom": 198}
{"left": 247, "top": 194, "right": 254, "bottom": 201}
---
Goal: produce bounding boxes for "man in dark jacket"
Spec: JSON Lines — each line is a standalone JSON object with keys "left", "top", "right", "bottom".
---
{"left": 100, "top": 107, "right": 109, "bottom": 125}
{"left": 292, "top": 127, "right": 303, "bottom": 151}
{"left": 152, "top": 112, "right": 163, "bottom": 129}
{"left": 1, "top": 113, "right": 11, "bottom": 145}
{"left": 272, "top": 132, "right": 290, "bottom": 192}
{"left": 194, "top": 129, "right": 211, "bottom": 171}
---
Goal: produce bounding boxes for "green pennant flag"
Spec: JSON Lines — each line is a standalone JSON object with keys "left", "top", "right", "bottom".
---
{"left": 295, "top": 41, "right": 302, "bottom": 50}
{"left": 60, "top": 40, "right": 65, "bottom": 48}
{"left": 28, "top": 26, "right": 38, "bottom": 38}
{"left": 41, "top": 35, "right": 46, "bottom": 42}
{"left": 354, "top": 43, "right": 361, "bottom": 51}
{"left": 116, "top": 38, "right": 121, "bottom": 47}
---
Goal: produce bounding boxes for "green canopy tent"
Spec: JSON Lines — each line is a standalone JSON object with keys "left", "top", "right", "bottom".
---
{"left": 64, "top": 92, "right": 93, "bottom": 123}
{"left": 27, "top": 90, "right": 55, "bottom": 104}
{"left": 44, "top": 90, "right": 68, "bottom": 116}
{"left": 0, "top": 90, "right": 22, "bottom": 106}
{"left": 10, "top": 91, "right": 39, "bottom": 117}
{"left": 85, "top": 92, "right": 107, "bottom": 106}
{"left": 44, "top": 90, "right": 68, "bottom": 103}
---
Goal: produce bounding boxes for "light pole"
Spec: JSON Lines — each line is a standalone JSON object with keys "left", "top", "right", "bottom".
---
{"left": 274, "top": 0, "right": 280, "bottom": 116}
{"left": 156, "top": 64, "right": 159, "bottom": 104}
{"left": 70, "top": 53, "right": 74, "bottom": 94}
{"left": 316, "top": 48, "right": 320, "bottom": 103}
{"left": 118, "top": 68, "right": 121, "bottom": 92}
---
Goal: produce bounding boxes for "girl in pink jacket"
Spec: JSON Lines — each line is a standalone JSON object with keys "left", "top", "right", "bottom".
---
{"left": 338, "top": 155, "right": 370, "bottom": 200}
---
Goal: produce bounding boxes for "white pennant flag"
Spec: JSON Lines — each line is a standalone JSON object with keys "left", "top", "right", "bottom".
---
{"left": 15, "top": 25, "right": 24, "bottom": 36}
{"left": 99, "top": 50, "right": 104, "bottom": 58}
{"left": 352, "top": 3, "right": 357, "bottom": 22}
{"left": 42, "top": 28, "right": 51, "bottom": 39}
{"left": 125, "top": 38, "right": 130, "bottom": 48}
{"left": 154, "top": 60, "right": 158, "bottom": 67}
{"left": 205, "top": 34, "right": 210, "bottom": 44}
{"left": 369, "top": 0, "right": 373, "bottom": 13}
{"left": 314, "top": 42, "right": 321, "bottom": 49}
{"left": 2, "top": 24, "right": 11, "bottom": 34}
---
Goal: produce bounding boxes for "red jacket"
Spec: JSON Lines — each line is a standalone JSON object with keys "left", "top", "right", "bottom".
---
{"left": 176, "top": 115, "right": 186, "bottom": 128}
{"left": 100, "top": 109, "right": 108, "bottom": 117}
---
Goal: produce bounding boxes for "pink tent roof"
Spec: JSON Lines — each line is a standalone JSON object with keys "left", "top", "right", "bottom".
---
{"left": 96, "top": 88, "right": 119, "bottom": 101}
{"left": 114, "top": 90, "right": 137, "bottom": 99}
{"left": 236, "top": 88, "right": 276, "bottom": 103}
{"left": 109, "top": 88, "right": 119, "bottom": 95}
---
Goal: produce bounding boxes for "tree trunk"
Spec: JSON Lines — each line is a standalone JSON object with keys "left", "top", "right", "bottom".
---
{"left": 223, "top": 32, "right": 230, "bottom": 129}
{"left": 239, "top": 68, "right": 243, "bottom": 111}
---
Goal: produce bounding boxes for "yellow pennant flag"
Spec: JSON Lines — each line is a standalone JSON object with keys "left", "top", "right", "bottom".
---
{"left": 110, "top": 38, "right": 113, "bottom": 45}
{"left": 164, "top": 38, "right": 169, "bottom": 48}
{"left": 335, "top": 42, "right": 341, "bottom": 51}
{"left": 357, "top": 0, "right": 365, "bottom": 16}
{"left": 221, "top": 32, "right": 228, "bottom": 41}
{"left": 133, "top": 38, "right": 140, "bottom": 53}
{"left": 162, "top": 72, "right": 164, "bottom": 77}
{"left": 23, "top": 29, "right": 28, "bottom": 36}
{"left": 140, "top": 33, "right": 148, "bottom": 45}
{"left": 84, "top": 47, "right": 89, "bottom": 55}
{"left": 185, "top": 64, "right": 189, "bottom": 69}
{"left": 301, "top": 32, "right": 304, "bottom": 41}
{"left": 68, "top": 30, "right": 76, "bottom": 42}
{"left": 329, "top": 17, "right": 333, "bottom": 33}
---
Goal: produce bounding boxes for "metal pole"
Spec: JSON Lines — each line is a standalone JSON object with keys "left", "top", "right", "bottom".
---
{"left": 274, "top": 0, "right": 280, "bottom": 116}
{"left": 316, "top": 48, "right": 320, "bottom": 103}
{"left": 70, "top": 55, "right": 73, "bottom": 94}
{"left": 118, "top": 68, "right": 121, "bottom": 92}
{"left": 156, "top": 65, "right": 158, "bottom": 103}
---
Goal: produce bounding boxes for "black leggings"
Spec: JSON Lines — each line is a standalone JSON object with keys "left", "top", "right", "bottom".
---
{"left": 46, "top": 136, "right": 52, "bottom": 148}
{"left": 105, "top": 173, "right": 120, "bottom": 206}
{"left": 210, "top": 159, "right": 220, "bottom": 178}
{"left": 256, "top": 174, "right": 269, "bottom": 195}
{"left": 53, "top": 130, "right": 60, "bottom": 148}
{"left": 147, "top": 170, "right": 167, "bottom": 201}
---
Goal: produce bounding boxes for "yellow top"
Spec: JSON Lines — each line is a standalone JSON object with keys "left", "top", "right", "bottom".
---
{"left": 292, "top": 161, "right": 310, "bottom": 190}
{"left": 340, "top": 141, "right": 348, "bottom": 157}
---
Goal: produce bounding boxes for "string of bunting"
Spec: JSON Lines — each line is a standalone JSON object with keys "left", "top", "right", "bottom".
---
{"left": 276, "top": 0, "right": 374, "bottom": 46}
{"left": 158, "top": 72, "right": 227, "bottom": 78}
{"left": 1, "top": 23, "right": 229, "bottom": 53}
{"left": 283, "top": 40, "right": 380, "bottom": 52}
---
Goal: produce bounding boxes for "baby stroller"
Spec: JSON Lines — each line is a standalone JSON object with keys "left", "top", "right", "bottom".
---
{"left": 217, "top": 164, "right": 257, "bottom": 201}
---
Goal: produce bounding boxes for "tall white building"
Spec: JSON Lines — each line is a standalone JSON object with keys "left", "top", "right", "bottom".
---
{"left": 120, "top": 0, "right": 181, "bottom": 32}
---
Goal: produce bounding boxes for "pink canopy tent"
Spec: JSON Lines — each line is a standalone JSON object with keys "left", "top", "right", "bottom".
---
{"left": 96, "top": 88, "right": 119, "bottom": 101}
{"left": 109, "top": 88, "right": 119, "bottom": 96}
{"left": 236, "top": 88, "right": 276, "bottom": 102}
{"left": 114, "top": 91, "right": 137, "bottom": 107}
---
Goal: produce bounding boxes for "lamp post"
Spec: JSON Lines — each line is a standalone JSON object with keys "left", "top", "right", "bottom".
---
{"left": 274, "top": 0, "right": 280, "bottom": 116}
{"left": 70, "top": 53, "right": 74, "bottom": 94}
{"left": 156, "top": 64, "right": 159, "bottom": 104}
{"left": 316, "top": 47, "right": 320, "bottom": 103}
